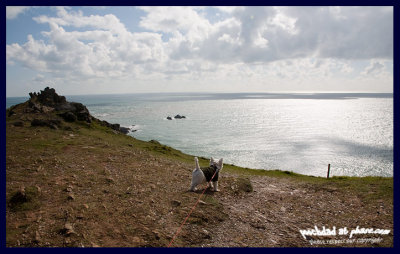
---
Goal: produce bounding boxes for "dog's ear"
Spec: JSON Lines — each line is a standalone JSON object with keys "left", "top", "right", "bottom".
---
{"left": 218, "top": 158, "right": 223, "bottom": 166}
{"left": 210, "top": 157, "right": 214, "bottom": 163}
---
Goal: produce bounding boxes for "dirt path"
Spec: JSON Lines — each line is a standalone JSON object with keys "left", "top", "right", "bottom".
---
{"left": 192, "top": 174, "right": 392, "bottom": 247}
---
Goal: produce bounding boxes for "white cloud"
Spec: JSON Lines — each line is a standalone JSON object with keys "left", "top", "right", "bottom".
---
{"left": 362, "top": 60, "right": 386, "bottom": 76}
{"left": 139, "top": 6, "right": 393, "bottom": 64}
{"left": 214, "top": 6, "right": 244, "bottom": 14}
{"left": 6, "top": 6, "right": 393, "bottom": 94}
{"left": 32, "top": 74, "right": 45, "bottom": 82}
{"left": 6, "top": 6, "right": 30, "bottom": 19}
{"left": 7, "top": 7, "right": 168, "bottom": 80}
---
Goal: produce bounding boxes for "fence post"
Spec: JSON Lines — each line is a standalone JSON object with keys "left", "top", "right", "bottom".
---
{"left": 327, "top": 164, "right": 331, "bottom": 178}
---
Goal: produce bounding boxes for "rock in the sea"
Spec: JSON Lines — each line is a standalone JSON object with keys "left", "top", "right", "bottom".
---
{"left": 167, "top": 116, "right": 172, "bottom": 120}
{"left": 174, "top": 114, "right": 186, "bottom": 119}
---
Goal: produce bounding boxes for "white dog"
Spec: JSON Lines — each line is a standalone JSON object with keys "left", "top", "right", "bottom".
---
{"left": 190, "top": 157, "right": 223, "bottom": 192}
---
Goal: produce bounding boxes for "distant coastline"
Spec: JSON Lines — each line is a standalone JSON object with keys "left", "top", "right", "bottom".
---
{"left": 6, "top": 92, "right": 393, "bottom": 109}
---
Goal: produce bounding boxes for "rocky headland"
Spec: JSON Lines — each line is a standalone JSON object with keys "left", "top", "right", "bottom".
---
{"left": 9, "top": 87, "right": 131, "bottom": 134}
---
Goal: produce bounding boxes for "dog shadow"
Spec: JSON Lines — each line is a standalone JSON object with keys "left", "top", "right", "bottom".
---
{"left": 184, "top": 187, "right": 216, "bottom": 196}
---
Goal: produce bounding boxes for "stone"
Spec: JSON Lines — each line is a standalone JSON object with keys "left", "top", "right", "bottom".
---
{"left": 9, "top": 187, "right": 28, "bottom": 206}
{"left": 174, "top": 114, "right": 186, "bottom": 119}
{"left": 132, "top": 236, "right": 143, "bottom": 246}
{"left": 67, "top": 194, "right": 75, "bottom": 201}
{"left": 59, "top": 112, "right": 77, "bottom": 122}
{"left": 34, "top": 87, "right": 67, "bottom": 107}
{"left": 31, "top": 118, "right": 62, "bottom": 129}
{"left": 63, "top": 126, "right": 73, "bottom": 131}
{"left": 91, "top": 242, "right": 100, "bottom": 247}
{"left": 34, "top": 231, "right": 41, "bottom": 243}
{"left": 201, "top": 229, "right": 211, "bottom": 239}
{"left": 65, "top": 185, "right": 73, "bottom": 192}
{"left": 8, "top": 110, "right": 16, "bottom": 117}
{"left": 119, "top": 127, "right": 130, "bottom": 134}
{"left": 167, "top": 116, "right": 172, "bottom": 120}
{"left": 111, "top": 123, "right": 120, "bottom": 131}
{"left": 62, "top": 223, "right": 75, "bottom": 236}
{"left": 152, "top": 230, "right": 160, "bottom": 240}
{"left": 171, "top": 200, "right": 181, "bottom": 207}
{"left": 12, "top": 121, "right": 24, "bottom": 127}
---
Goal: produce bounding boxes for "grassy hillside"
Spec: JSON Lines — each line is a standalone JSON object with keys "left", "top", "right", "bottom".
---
{"left": 6, "top": 99, "right": 393, "bottom": 247}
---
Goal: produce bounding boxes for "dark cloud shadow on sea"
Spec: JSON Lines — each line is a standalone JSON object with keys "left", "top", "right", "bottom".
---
{"left": 288, "top": 136, "right": 393, "bottom": 163}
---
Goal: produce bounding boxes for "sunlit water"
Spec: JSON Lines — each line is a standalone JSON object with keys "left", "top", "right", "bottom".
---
{"left": 7, "top": 93, "right": 393, "bottom": 177}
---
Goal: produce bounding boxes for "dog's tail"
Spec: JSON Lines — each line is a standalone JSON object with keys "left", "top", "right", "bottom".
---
{"left": 194, "top": 157, "right": 200, "bottom": 170}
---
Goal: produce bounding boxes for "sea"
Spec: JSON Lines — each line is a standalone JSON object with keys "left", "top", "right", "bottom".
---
{"left": 6, "top": 93, "right": 393, "bottom": 177}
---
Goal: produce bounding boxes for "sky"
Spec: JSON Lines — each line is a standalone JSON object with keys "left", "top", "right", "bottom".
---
{"left": 6, "top": 6, "right": 393, "bottom": 97}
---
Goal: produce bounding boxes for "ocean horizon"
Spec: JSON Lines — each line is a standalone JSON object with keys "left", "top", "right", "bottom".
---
{"left": 7, "top": 92, "right": 393, "bottom": 177}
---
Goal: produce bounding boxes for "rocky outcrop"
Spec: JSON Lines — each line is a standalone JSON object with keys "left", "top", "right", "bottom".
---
{"left": 27, "top": 87, "right": 92, "bottom": 123}
{"left": 58, "top": 112, "right": 77, "bottom": 122}
{"left": 99, "top": 121, "right": 131, "bottom": 134}
{"left": 29, "top": 87, "right": 66, "bottom": 107}
{"left": 167, "top": 115, "right": 186, "bottom": 120}
{"left": 174, "top": 114, "right": 186, "bottom": 119}
{"left": 11, "top": 87, "right": 131, "bottom": 135}
{"left": 119, "top": 127, "right": 130, "bottom": 134}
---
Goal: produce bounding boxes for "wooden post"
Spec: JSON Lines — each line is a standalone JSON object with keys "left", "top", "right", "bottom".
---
{"left": 327, "top": 164, "right": 331, "bottom": 178}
